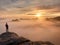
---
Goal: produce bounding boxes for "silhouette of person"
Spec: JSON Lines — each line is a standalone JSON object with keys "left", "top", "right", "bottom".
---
{"left": 5, "top": 22, "right": 9, "bottom": 32}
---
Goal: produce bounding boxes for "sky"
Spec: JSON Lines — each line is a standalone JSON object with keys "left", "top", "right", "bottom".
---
{"left": 0, "top": 0, "right": 60, "bottom": 16}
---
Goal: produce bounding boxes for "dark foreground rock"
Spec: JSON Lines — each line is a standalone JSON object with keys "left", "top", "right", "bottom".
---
{"left": 0, "top": 32, "right": 30, "bottom": 45}
{"left": 0, "top": 32, "right": 54, "bottom": 45}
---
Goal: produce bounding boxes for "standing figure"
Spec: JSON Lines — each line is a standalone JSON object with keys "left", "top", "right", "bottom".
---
{"left": 5, "top": 22, "right": 9, "bottom": 32}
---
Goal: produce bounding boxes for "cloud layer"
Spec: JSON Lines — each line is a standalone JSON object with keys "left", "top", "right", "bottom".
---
{"left": 0, "top": 0, "right": 60, "bottom": 15}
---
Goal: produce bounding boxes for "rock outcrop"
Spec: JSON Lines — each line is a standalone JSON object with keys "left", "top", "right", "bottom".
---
{"left": 0, "top": 32, "right": 30, "bottom": 45}
{"left": 0, "top": 32, "right": 54, "bottom": 45}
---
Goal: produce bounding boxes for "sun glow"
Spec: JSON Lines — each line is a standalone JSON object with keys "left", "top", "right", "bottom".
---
{"left": 35, "top": 12, "right": 42, "bottom": 18}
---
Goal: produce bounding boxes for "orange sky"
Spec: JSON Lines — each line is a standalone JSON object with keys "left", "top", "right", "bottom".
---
{"left": 0, "top": 0, "right": 60, "bottom": 18}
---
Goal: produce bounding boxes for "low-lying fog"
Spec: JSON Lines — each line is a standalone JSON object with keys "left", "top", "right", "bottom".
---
{"left": 0, "top": 16, "right": 60, "bottom": 45}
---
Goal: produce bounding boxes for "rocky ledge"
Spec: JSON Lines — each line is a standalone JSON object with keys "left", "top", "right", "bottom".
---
{"left": 0, "top": 32, "right": 54, "bottom": 45}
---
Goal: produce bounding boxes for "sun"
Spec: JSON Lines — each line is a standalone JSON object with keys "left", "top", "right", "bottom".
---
{"left": 35, "top": 12, "right": 42, "bottom": 17}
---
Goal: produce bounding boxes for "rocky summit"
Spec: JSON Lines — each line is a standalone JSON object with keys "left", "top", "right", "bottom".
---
{"left": 0, "top": 32, "right": 30, "bottom": 45}
{"left": 0, "top": 32, "right": 54, "bottom": 45}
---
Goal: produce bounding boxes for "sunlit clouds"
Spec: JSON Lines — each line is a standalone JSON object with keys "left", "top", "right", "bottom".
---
{"left": 0, "top": 0, "right": 60, "bottom": 17}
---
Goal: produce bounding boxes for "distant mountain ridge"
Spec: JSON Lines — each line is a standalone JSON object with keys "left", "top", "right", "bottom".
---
{"left": 46, "top": 16, "right": 60, "bottom": 21}
{"left": 53, "top": 16, "right": 60, "bottom": 21}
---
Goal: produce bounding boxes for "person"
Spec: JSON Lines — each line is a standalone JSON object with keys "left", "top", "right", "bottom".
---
{"left": 5, "top": 22, "right": 9, "bottom": 32}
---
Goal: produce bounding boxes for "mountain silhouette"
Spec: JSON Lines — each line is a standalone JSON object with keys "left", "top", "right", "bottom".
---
{"left": 46, "top": 16, "right": 60, "bottom": 21}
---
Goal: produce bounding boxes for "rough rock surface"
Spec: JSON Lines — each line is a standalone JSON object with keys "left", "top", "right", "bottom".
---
{"left": 0, "top": 32, "right": 30, "bottom": 45}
